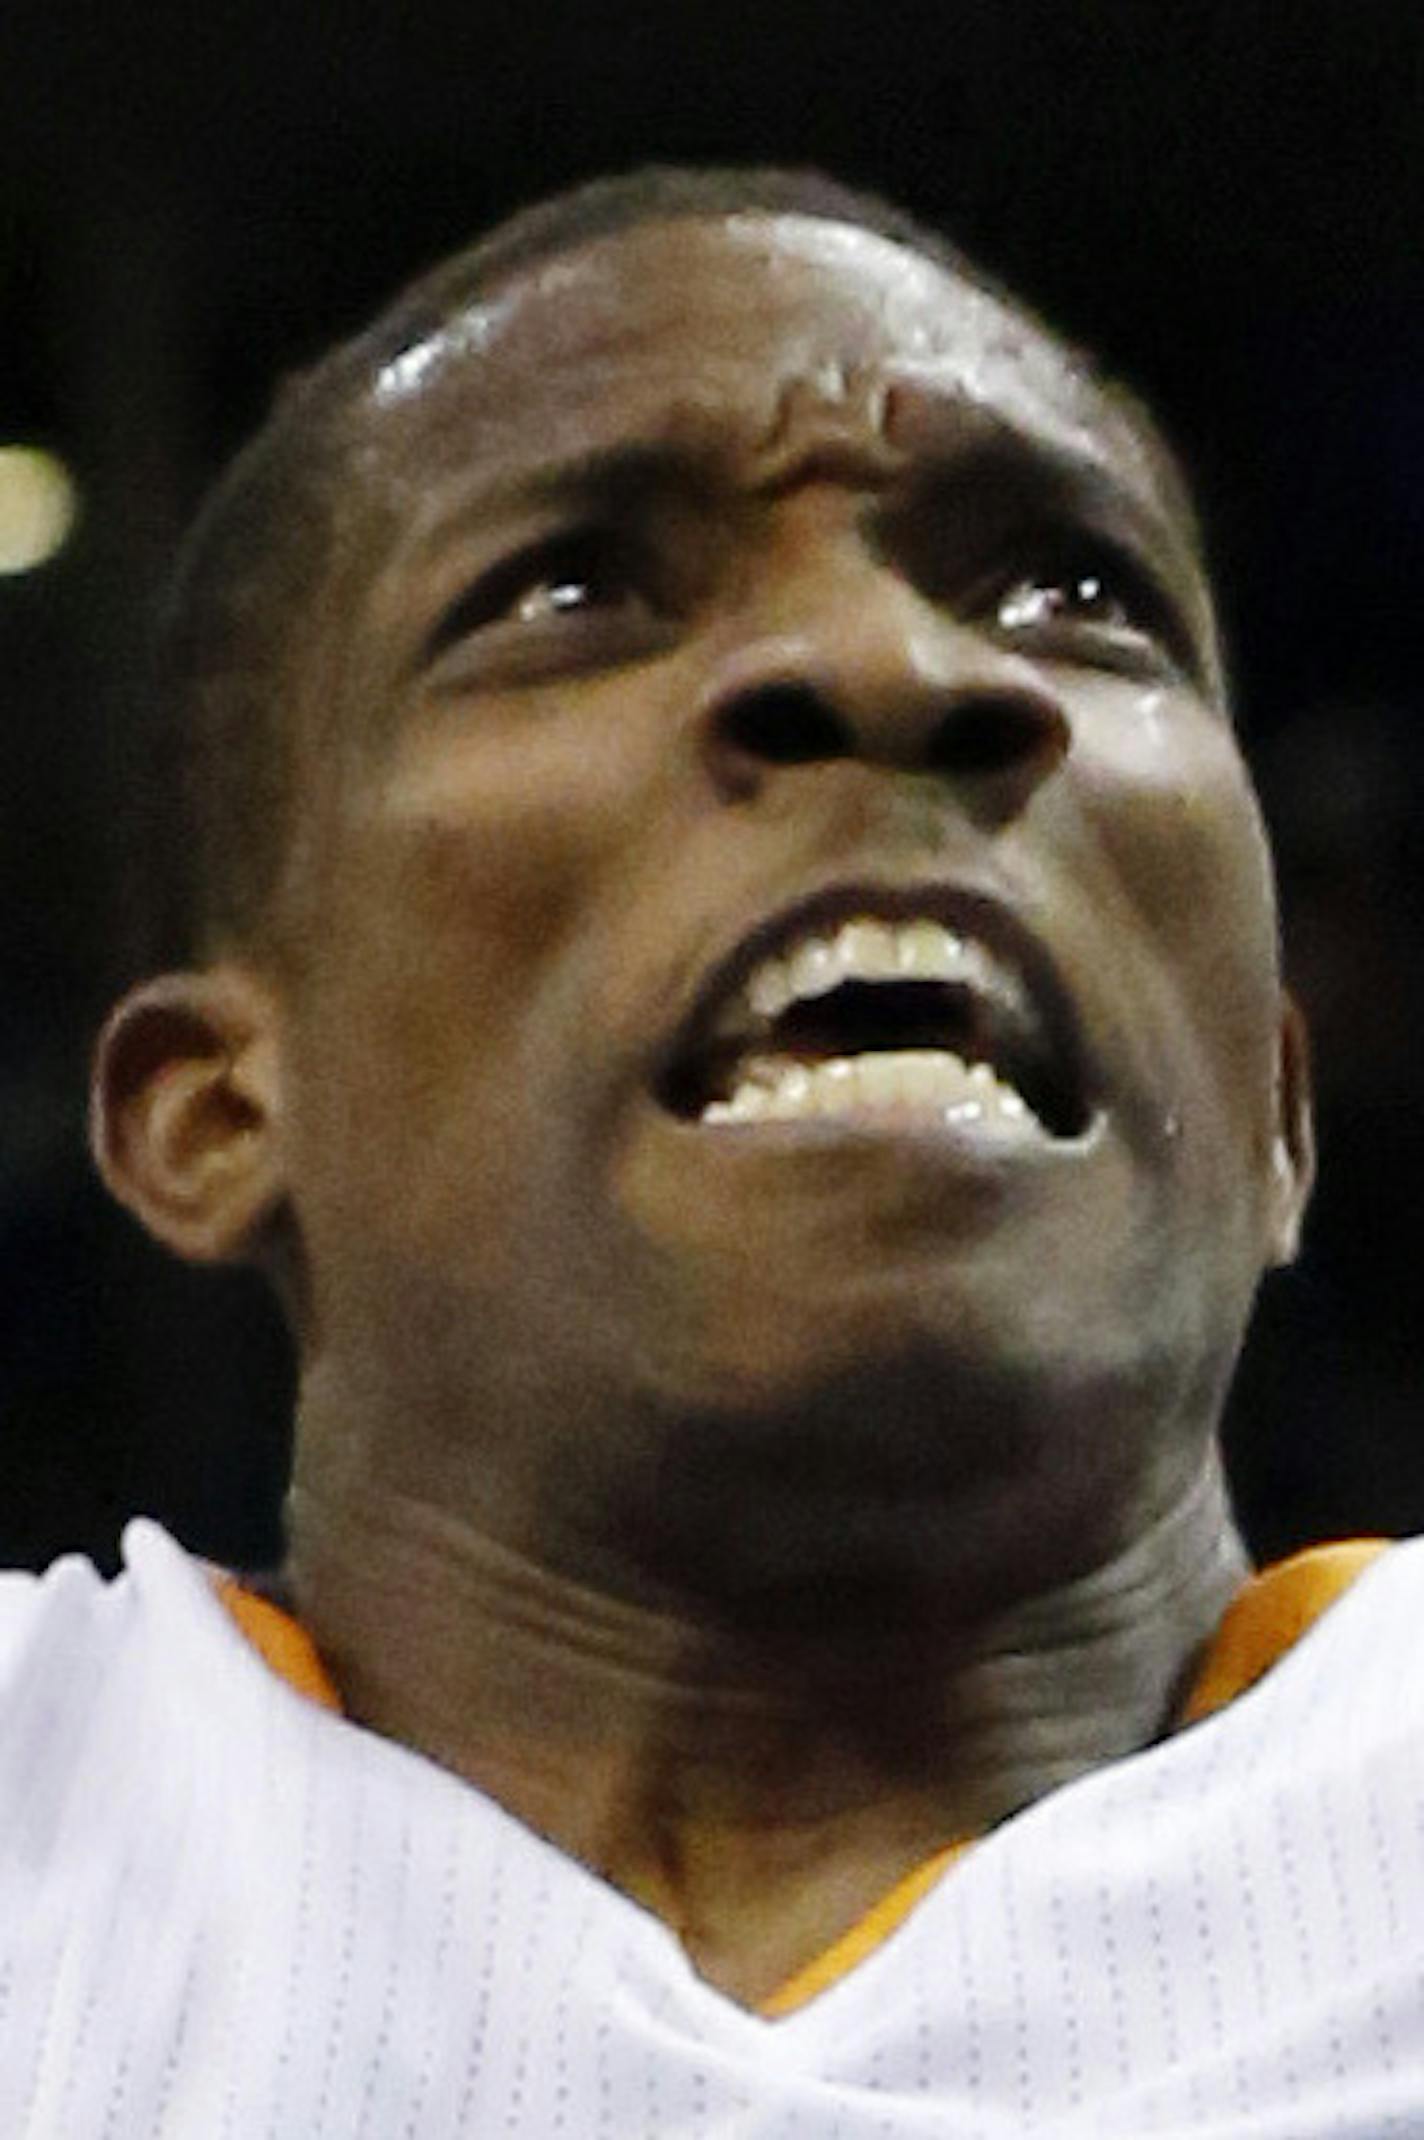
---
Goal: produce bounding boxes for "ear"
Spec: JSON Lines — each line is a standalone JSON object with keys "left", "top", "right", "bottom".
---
{"left": 90, "top": 966, "right": 288, "bottom": 1265}
{"left": 1264, "top": 991, "right": 1315, "bottom": 1268}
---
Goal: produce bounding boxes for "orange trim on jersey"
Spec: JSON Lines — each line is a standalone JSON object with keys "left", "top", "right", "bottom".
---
{"left": 209, "top": 1536, "right": 1392, "bottom": 2016}
{"left": 757, "top": 1838, "right": 973, "bottom": 2018}
{"left": 1175, "top": 1536, "right": 1390, "bottom": 1726}
{"left": 763, "top": 1538, "right": 1392, "bottom": 2016}
{"left": 210, "top": 1574, "right": 342, "bottom": 1712}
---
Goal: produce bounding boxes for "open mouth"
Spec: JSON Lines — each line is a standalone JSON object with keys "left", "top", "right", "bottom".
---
{"left": 656, "top": 894, "right": 1093, "bottom": 1141}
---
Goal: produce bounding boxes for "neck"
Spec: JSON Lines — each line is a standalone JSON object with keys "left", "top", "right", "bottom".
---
{"left": 283, "top": 1448, "right": 1248, "bottom": 2009}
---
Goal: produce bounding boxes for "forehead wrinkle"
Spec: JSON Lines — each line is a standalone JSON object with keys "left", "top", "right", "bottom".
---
{"left": 358, "top": 221, "right": 1178, "bottom": 560}
{"left": 394, "top": 370, "right": 1176, "bottom": 548}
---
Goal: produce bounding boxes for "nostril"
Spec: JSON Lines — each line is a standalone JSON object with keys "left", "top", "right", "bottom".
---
{"left": 929, "top": 695, "right": 1069, "bottom": 778}
{"left": 717, "top": 685, "right": 851, "bottom": 766}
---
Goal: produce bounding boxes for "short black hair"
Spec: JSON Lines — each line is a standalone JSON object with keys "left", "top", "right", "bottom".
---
{"left": 146, "top": 162, "right": 1186, "bottom": 966}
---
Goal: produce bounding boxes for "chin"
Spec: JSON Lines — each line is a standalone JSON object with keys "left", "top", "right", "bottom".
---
{"left": 612, "top": 1304, "right": 1182, "bottom": 1607}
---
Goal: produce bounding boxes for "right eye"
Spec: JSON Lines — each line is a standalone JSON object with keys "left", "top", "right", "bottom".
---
{"left": 429, "top": 528, "right": 660, "bottom": 661}
{"left": 499, "top": 533, "right": 645, "bottom": 624}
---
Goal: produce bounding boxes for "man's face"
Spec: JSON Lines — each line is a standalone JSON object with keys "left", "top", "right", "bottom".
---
{"left": 270, "top": 215, "right": 1306, "bottom": 1596}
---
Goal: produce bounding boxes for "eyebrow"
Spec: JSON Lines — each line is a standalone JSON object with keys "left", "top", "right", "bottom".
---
{"left": 425, "top": 428, "right": 729, "bottom": 537}
{"left": 414, "top": 399, "right": 1218, "bottom": 679}
{"left": 430, "top": 401, "right": 1192, "bottom": 554}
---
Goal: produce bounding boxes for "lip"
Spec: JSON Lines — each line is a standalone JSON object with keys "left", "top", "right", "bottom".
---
{"left": 651, "top": 876, "right": 1100, "bottom": 1138}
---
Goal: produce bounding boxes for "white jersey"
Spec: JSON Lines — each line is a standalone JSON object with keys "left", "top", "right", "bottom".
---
{"left": 1, "top": 1518, "right": 1421, "bottom": 2137}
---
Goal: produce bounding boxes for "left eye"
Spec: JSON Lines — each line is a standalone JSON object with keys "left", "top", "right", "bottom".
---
{"left": 993, "top": 566, "right": 1142, "bottom": 635}
{"left": 981, "top": 546, "right": 1193, "bottom": 678}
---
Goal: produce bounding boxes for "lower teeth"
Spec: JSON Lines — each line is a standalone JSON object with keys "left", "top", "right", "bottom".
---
{"left": 700, "top": 1049, "right": 1036, "bottom": 1130}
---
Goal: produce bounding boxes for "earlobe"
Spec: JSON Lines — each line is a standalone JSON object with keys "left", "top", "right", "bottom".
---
{"left": 1266, "top": 992, "right": 1316, "bottom": 1268}
{"left": 90, "top": 967, "right": 288, "bottom": 1265}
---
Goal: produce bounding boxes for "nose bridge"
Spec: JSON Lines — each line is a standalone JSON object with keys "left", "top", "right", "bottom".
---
{"left": 799, "top": 554, "right": 979, "bottom": 710}
{"left": 700, "top": 501, "right": 1071, "bottom": 793}
{"left": 735, "top": 505, "right": 982, "bottom": 715}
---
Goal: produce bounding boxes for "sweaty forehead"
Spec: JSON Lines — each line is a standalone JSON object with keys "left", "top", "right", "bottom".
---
{"left": 354, "top": 215, "right": 1160, "bottom": 513}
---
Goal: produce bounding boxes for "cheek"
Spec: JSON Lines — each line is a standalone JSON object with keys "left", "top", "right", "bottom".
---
{"left": 1071, "top": 698, "right": 1283, "bottom": 1139}
{"left": 281, "top": 694, "right": 683, "bottom": 1295}
{"left": 1080, "top": 694, "right": 1278, "bottom": 978}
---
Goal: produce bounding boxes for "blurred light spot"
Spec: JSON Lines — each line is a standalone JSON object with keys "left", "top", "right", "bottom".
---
{"left": 0, "top": 447, "right": 80, "bottom": 574}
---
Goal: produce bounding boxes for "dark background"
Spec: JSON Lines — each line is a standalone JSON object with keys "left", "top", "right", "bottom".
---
{"left": 2, "top": 0, "right": 1422, "bottom": 1574}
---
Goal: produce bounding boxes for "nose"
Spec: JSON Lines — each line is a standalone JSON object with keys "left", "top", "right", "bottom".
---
{"left": 698, "top": 579, "right": 1071, "bottom": 819}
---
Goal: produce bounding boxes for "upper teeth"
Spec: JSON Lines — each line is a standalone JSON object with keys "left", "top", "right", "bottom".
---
{"left": 737, "top": 916, "right": 1025, "bottom": 1028}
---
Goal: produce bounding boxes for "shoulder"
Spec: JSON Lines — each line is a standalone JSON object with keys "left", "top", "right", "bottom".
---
{"left": 0, "top": 1519, "right": 221, "bottom": 1715}
{"left": 1195, "top": 1532, "right": 1424, "bottom": 1758}
{"left": 0, "top": 1544, "right": 111, "bottom": 1701}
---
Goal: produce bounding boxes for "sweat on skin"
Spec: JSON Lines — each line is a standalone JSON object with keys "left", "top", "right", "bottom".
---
{"left": 93, "top": 207, "right": 1313, "bottom": 2008}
